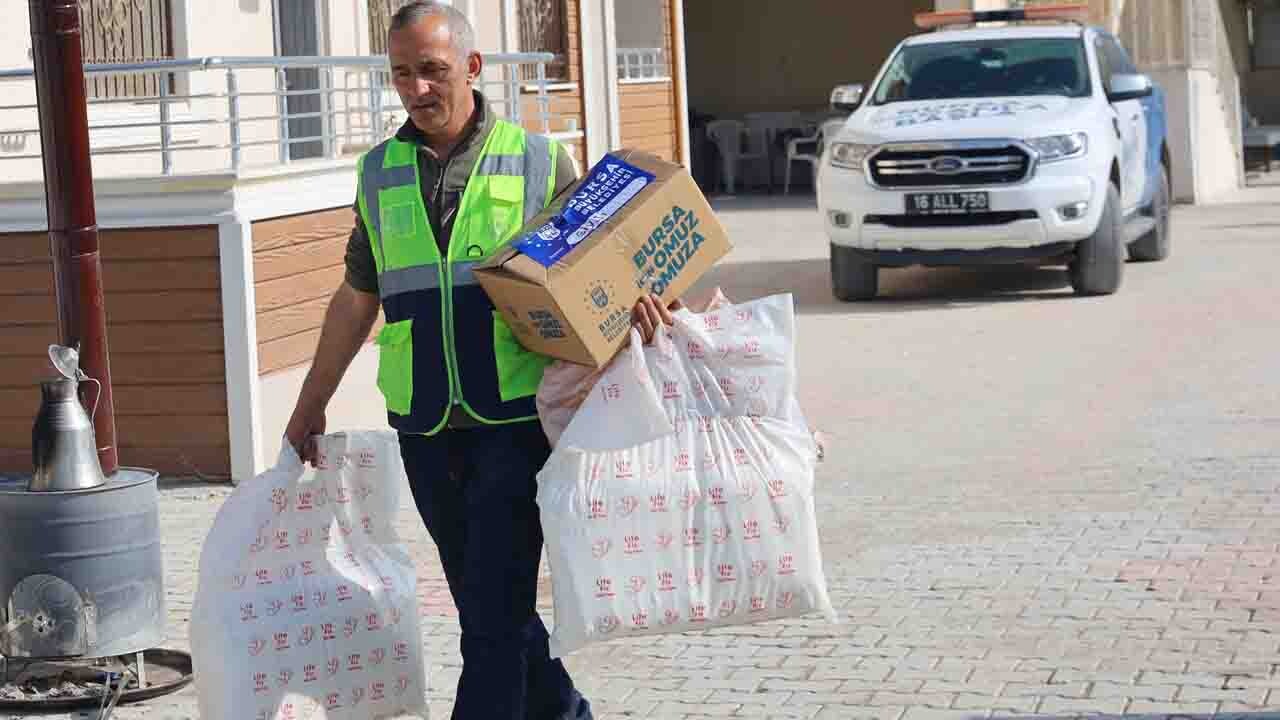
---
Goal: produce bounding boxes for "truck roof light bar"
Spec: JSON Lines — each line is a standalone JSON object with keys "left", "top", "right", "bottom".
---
{"left": 914, "top": 4, "right": 1091, "bottom": 30}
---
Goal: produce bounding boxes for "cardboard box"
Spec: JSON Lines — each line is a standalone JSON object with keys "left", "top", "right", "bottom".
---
{"left": 475, "top": 149, "right": 732, "bottom": 367}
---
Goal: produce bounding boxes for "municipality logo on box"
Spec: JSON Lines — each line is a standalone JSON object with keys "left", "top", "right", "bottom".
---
{"left": 515, "top": 154, "right": 655, "bottom": 267}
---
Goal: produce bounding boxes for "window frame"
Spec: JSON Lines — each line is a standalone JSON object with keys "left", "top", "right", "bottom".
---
{"left": 78, "top": 0, "right": 176, "bottom": 100}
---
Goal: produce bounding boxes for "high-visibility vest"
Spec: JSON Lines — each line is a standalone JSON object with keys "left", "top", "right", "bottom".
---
{"left": 357, "top": 119, "right": 559, "bottom": 435}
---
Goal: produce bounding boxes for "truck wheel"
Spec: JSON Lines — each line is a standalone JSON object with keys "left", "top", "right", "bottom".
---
{"left": 830, "top": 244, "right": 879, "bottom": 301}
{"left": 1129, "top": 164, "right": 1171, "bottom": 262}
{"left": 1069, "top": 181, "right": 1124, "bottom": 296}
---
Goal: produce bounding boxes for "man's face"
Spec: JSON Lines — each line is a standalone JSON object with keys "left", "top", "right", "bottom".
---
{"left": 388, "top": 16, "right": 480, "bottom": 136}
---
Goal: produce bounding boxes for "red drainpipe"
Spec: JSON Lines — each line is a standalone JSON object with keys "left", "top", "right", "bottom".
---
{"left": 29, "top": 0, "right": 119, "bottom": 475}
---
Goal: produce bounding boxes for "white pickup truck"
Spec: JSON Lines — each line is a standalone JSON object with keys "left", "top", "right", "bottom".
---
{"left": 816, "top": 5, "right": 1171, "bottom": 300}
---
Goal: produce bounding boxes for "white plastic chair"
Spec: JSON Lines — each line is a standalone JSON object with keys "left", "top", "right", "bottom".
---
{"left": 784, "top": 118, "right": 846, "bottom": 194}
{"left": 706, "top": 119, "right": 767, "bottom": 194}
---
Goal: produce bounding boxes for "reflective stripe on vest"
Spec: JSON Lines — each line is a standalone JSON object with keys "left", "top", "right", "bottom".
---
{"left": 356, "top": 119, "right": 559, "bottom": 434}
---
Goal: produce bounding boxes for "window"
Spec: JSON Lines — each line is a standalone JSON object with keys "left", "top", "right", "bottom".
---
{"left": 614, "top": 0, "right": 670, "bottom": 81}
{"left": 871, "top": 38, "right": 1092, "bottom": 104}
{"left": 517, "top": 0, "right": 570, "bottom": 81}
{"left": 78, "top": 0, "right": 174, "bottom": 99}
{"left": 368, "top": 0, "right": 394, "bottom": 56}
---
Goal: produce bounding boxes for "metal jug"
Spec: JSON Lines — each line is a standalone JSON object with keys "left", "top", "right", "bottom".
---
{"left": 30, "top": 377, "right": 107, "bottom": 492}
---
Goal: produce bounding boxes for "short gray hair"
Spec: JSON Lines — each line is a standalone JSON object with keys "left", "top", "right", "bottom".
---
{"left": 389, "top": 1, "right": 476, "bottom": 58}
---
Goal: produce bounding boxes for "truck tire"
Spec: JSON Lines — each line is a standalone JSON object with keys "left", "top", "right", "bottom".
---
{"left": 830, "top": 244, "right": 879, "bottom": 301}
{"left": 1128, "top": 164, "right": 1171, "bottom": 262}
{"left": 1070, "top": 181, "right": 1124, "bottom": 296}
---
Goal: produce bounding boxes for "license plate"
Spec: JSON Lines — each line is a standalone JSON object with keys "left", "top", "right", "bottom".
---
{"left": 905, "top": 191, "right": 990, "bottom": 215}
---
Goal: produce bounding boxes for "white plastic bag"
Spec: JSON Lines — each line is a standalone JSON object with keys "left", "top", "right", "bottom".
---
{"left": 191, "top": 431, "right": 429, "bottom": 720}
{"left": 536, "top": 293, "right": 836, "bottom": 657}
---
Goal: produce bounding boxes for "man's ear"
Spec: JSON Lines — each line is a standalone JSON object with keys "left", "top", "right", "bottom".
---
{"left": 467, "top": 51, "right": 483, "bottom": 85}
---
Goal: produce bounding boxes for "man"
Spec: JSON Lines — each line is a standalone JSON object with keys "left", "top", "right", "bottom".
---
{"left": 283, "top": 3, "right": 673, "bottom": 718}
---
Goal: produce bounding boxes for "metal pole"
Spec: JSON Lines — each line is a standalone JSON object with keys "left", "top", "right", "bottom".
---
{"left": 324, "top": 66, "right": 336, "bottom": 159}
{"left": 158, "top": 75, "right": 173, "bottom": 175}
{"left": 277, "top": 68, "right": 290, "bottom": 164}
{"left": 227, "top": 69, "right": 241, "bottom": 171}
{"left": 29, "top": 0, "right": 119, "bottom": 475}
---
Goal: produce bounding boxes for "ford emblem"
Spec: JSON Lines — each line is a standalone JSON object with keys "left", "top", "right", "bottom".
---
{"left": 930, "top": 156, "right": 965, "bottom": 174}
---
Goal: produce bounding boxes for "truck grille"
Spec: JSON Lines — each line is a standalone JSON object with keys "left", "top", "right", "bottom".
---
{"left": 869, "top": 143, "right": 1033, "bottom": 188}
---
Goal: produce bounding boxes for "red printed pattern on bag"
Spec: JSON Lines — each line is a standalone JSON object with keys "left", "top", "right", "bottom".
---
{"left": 689, "top": 603, "right": 708, "bottom": 622}
{"left": 657, "top": 571, "right": 675, "bottom": 592}
{"left": 624, "top": 535, "right": 643, "bottom": 555}
{"left": 674, "top": 452, "right": 691, "bottom": 472}
{"left": 617, "top": 496, "right": 639, "bottom": 516}
{"left": 778, "top": 554, "right": 796, "bottom": 575}
{"left": 595, "top": 577, "right": 615, "bottom": 598}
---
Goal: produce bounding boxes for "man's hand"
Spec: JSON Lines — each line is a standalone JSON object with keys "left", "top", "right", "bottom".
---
{"left": 631, "top": 294, "right": 683, "bottom": 344}
{"left": 285, "top": 403, "right": 326, "bottom": 465}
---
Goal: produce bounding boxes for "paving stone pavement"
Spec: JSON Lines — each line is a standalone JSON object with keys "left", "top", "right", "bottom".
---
{"left": 6, "top": 197, "right": 1280, "bottom": 720}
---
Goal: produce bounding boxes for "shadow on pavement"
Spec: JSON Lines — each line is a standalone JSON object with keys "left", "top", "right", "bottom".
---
{"left": 984, "top": 715, "right": 1280, "bottom": 719}
{"left": 709, "top": 194, "right": 820, "bottom": 213}
{"left": 692, "top": 258, "right": 1076, "bottom": 315}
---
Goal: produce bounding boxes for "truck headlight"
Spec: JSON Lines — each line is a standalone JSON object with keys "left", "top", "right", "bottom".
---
{"left": 829, "top": 142, "right": 875, "bottom": 170}
{"left": 1026, "top": 133, "right": 1088, "bottom": 163}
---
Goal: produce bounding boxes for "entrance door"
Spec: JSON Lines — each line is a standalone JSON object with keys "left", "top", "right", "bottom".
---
{"left": 276, "top": 0, "right": 324, "bottom": 160}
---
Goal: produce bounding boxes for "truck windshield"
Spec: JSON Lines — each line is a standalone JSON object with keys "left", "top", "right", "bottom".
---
{"left": 871, "top": 38, "right": 1091, "bottom": 104}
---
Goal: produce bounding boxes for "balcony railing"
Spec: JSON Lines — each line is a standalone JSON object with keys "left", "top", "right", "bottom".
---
{"left": 0, "top": 52, "right": 579, "bottom": 179}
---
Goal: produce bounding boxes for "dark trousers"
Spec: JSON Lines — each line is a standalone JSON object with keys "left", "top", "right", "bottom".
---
{"left": 399, "top": 422, "right": 591, "bottom": 720}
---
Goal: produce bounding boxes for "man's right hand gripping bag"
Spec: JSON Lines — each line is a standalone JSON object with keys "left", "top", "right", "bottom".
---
{"left": 536, "top": 293, "right": 836, "bottom": 657}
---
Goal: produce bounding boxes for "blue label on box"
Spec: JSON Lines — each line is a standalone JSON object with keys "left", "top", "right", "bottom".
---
{"left": 514, "top": 154, "right": 656, "bottom": 267}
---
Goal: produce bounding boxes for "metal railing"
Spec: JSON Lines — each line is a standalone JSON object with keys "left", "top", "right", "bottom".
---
{"left": 617, "top": 47, "right": 669, "bottom": 82}
{"left": 0, "top": 52, "right": 575, "bottom": 177}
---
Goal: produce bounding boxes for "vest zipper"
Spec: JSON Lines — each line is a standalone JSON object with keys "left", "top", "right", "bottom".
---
{"left": 437, "top": 153, "right": 465, "bottom": 413}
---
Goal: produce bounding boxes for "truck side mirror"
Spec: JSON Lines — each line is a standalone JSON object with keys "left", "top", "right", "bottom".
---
{"left": 1107, "top": 73, "right": 1153, "bottom": 103}
{"left": 830, "top": 84, "right": 865, "bottom": 113}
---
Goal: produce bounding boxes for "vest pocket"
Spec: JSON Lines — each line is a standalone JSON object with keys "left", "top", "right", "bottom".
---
{"left": 492, "top": 312, "right": 550, "bottom": 402}
{"left": 375, "top": 319, "right": 414, "bottom": 415}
